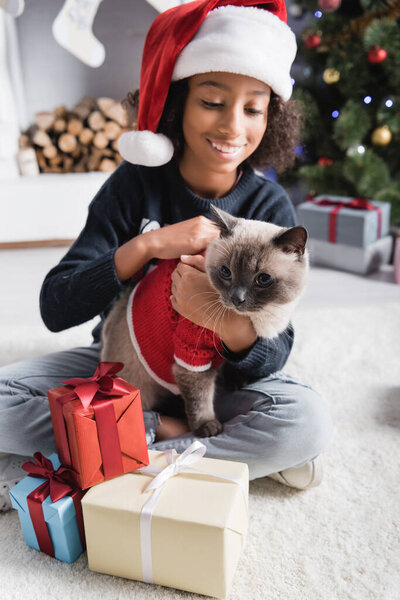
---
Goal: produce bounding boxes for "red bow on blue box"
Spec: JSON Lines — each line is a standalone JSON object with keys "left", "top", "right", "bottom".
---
{"left": 22, "top": 453, "right": 85, "bottom": 558}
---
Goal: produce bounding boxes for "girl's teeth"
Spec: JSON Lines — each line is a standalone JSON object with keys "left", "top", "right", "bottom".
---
{"left": 211, "top": 142, "right": 241, "bottom": 154}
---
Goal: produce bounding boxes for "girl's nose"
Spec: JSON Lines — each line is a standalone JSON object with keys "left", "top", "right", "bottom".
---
{"left": 217, "top": 106, "right": 243, "bottom": 137}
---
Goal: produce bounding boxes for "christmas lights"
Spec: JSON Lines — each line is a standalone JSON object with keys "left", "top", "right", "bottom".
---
{"left": 279, "top": 0, "right": 400, "bottom": 223}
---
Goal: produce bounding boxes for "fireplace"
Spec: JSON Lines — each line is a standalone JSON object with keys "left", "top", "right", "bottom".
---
{"left": 0, "top": 0, "right": 163, "bottom": 246}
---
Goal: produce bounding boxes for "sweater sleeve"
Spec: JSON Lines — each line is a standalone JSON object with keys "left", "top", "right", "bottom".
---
{"left": 221, "top": 324, "right": 294, "bottom": 383}
{"left": 40, "top": 163, "right": 143, "bottom": 332}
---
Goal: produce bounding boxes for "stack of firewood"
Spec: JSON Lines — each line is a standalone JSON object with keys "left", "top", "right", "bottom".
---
{"left": 19, "top": 96, "right": 135, "bottom": 174}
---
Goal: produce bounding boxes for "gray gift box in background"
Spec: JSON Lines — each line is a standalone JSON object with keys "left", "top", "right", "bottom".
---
{"left": 297, "top": 196, "right": 391, "bottom": 247}
{"left": 307, "top": 236, "right": 393, "bottom": 275}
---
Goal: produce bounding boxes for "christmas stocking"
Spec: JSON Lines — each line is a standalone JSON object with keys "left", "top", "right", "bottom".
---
{"left": 52, "top": 0, "right": 105, "bottom": 68}
{"left": 0, "top": 0, "right": 25, "bottom": 18}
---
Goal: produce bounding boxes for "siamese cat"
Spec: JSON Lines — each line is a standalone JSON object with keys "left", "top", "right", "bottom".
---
{"left": 101, "top": 205, "right": 309, "bottom": 438}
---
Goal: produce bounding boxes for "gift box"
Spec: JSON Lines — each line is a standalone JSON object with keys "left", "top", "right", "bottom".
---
{"left": 82, "top": 442, "right": 249, "bottom": 599}
{"left": 307, "top": 235, "right": 393, "bottom": 274}
{"left": 48, "top": 361, "right": 149, "bottom": 490}
{"left": 297, "top": 195, "right": 391, "bottom": 247}
{"left": 9, "top": 453, "right": 85, "bottom": 563}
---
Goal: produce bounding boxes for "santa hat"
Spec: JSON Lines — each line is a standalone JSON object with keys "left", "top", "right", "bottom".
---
{"left": 118, "top": 0, "right": 297, "bottom": 167}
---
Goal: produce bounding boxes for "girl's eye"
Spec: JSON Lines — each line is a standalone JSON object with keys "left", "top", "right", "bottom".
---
{"left": 202, "top": 100, "right": 223, "bottom": 108}
{"left": 246, "top": 108, "right": 264, "bottom": 115}
{"left": 219, "top": 265, "right": 231, "bottom": 279}
{"left": 256, "top": 273, "right": 273, "bottom": 287}
{"left": 201, "top": 101, "right": 263, "bottom": 115}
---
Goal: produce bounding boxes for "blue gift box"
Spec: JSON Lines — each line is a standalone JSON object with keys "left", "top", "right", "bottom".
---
{"left": 9, "top": 453, "right": 84, "bottom": 563}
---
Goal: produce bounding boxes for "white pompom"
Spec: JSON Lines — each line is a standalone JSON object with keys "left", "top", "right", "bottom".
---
{"left": 118, "top": 131, "right": 174, "bottom": 167}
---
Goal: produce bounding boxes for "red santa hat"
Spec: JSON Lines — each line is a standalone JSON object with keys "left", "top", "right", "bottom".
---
{"left": 118, "top": 0, "right": 297, "bottom": 167}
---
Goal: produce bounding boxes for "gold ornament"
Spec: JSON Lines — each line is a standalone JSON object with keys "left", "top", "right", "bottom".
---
{"left": 323, "top": 68, "right": 340, "bottom": 84}
{"left": 371, "top": 125, "right": 392, "bottom": 146}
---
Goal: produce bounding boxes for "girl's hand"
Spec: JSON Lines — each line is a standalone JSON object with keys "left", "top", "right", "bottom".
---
{"left": 171, "top": 254, "right": 257, "bottom": 353}
{"left": 144, "top": 216, "right": 220, "bottom": 260}
{"left": 170, "top": 254, "right": 221, "bottom": 329}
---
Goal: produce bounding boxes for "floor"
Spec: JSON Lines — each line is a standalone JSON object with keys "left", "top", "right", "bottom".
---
{"left": 1, "top": 247, "right": 399, "bottom": 600}
{"left": 1, "top": 246, "right": 399, "bottom": 332}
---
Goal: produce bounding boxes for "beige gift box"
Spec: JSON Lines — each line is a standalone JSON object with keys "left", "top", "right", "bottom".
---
{"left": 82, "top": 446, "right": 249, "bottom": 598}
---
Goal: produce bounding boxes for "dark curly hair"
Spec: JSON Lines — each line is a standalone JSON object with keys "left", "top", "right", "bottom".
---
{"left": 122, "top": 78, "right": 300, "bottom": 173}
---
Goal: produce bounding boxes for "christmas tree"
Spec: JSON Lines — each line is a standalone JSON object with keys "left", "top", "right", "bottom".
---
{"left": 283, "top": 0, "right": 400, "bottom": 224}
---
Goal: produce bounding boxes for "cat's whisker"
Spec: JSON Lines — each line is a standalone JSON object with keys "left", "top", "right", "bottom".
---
{"left": 202, "top": 302, "right": 224, "bottom": 347}
{"left": 187, "top": 294, "right": 219, "bottom": 306}
{"left": 174, "top": 298, "right": 222, "bottom": 324}
{"left": 192, "top": 301, "right": 225, "bottom": 354}
{"left": 186, "top": 291, "right": 219, "bottom": 303}
{"left": 216, "top": 306, "right": 231, "bottom": 342}
{"left": 211, "top": 246, "right": 230, "bottom": 259}
{"left": 211, "top": 305, "right": 228, "bottom": 360}
{"left": 180, "top": 297, "right": 223, "bottom": 328}
{"left": 215, "top": 237, "right": 230, "bottom": 251}
{"left": 197, "top": 301, "right": 224, "bottom": 332}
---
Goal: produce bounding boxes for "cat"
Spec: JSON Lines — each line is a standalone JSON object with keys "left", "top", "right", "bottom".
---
{"left": 100, "top": 205, "right": 309, "bottom": 438}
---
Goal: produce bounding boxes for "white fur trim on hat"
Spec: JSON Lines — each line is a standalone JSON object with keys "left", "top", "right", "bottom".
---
{"left": 118, "top": 131, "right": 174, "bottom": 167}
{"left": 172, "top": 5, "right": 297, "bottom": 102}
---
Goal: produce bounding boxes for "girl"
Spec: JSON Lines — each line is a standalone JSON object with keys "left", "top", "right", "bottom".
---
{"left": 0, "top": 0, "right": 333, "bottom": 511}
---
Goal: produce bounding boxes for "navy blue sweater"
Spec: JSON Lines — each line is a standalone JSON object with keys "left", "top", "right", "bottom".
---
{"left": 40, "top": 159, "right": 297, "bottom": 387}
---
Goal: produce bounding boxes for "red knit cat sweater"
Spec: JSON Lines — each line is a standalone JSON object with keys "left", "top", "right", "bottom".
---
{"left": 127, "top": 258, "right": 224, "bottom": 395}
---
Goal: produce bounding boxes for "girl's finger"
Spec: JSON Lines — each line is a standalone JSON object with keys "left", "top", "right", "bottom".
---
{"left": 172, "top": 265, "right": 182, "bottom": 280}
{"left": 180, "top": 254, "right": 206, "bottom": 272}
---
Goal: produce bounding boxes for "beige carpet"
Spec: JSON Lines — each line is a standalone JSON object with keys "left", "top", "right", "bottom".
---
{"left": 1, "top": 301, "right": 399, "bottom": 600}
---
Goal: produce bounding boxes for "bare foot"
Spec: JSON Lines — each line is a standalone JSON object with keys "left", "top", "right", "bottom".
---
{"left": 154, "top": 415, "right": 191, "bottom": 442}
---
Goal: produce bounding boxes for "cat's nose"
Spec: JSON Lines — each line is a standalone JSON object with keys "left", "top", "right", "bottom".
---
{"left": 230, "top": 289, "right": 246, "bottom": 307}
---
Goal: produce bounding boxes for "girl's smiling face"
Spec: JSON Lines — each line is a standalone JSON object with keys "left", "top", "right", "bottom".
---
{"left": 180, "top": 72, "right": 271, "bottom": 178}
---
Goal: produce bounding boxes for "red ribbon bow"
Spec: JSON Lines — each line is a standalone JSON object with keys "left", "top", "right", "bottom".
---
{"left": 306, "top": 196, "right": 382, "bottom": 243}
{"left": 62, "top": 361, "right": 129, "bottom": 409}
{"left": 53, "top": 362, "right": 130, "bottom": 481}
{"left": 22, "top": 453, "right": 85, "bottom": 558}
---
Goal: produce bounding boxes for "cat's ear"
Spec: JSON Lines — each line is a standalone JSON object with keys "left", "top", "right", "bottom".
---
{"left": 274, "top": 226, "right": 308, "bottom": 256}
{"left": 209, "top": 204, "right": 237, "bottom": 238}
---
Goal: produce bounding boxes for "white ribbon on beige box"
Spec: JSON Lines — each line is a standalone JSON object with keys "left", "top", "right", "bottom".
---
{"left": 135, "top": 440, "right": 249, "bottom": 585}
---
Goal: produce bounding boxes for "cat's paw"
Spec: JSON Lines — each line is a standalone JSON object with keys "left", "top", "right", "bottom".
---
{"left": 194, "top": 419, "right": 223, "bottom": 438}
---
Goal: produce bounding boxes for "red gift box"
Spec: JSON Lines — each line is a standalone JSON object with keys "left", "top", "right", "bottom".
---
{"left": 48, "top": 362, "right": 149, "bottom": 489}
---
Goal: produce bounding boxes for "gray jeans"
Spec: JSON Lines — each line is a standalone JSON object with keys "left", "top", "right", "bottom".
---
{"left": 0, "top": 342, "right": 333, "bottom": 481}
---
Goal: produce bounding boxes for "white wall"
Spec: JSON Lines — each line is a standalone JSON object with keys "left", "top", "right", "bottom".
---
{"left": 16, "top": 0, "right": 158, "bottom": 122}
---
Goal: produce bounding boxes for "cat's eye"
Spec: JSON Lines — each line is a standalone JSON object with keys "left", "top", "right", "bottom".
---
{"left": 256, "top": 273, "right": 273, "bottom": 287}
{"left": 219, "top": 265, "right": 231, "bottom": 279}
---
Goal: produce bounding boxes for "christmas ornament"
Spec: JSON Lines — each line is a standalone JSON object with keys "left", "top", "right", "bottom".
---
{"left": 318, "top": 0, "right": 341, "bottom": 11}
{"left": 305, "top": 33, "right": 321, "bottom": 50}
{"left": 318, "top": 157, "right": 333, "bottom": 166}
{"left": 368, "top": 46, "right": 387, "bottom": 64}
{"left": 289, "top": 3, "right": 303, "bottom": 18}
{"left": 371, "top": 125, "right": 392, "bottom": 146}
{"left": 52, "top": 0, "right": 105, "bottom": 68}
{"left": 323, "top": 68, "right": 340, "bottom": 84}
